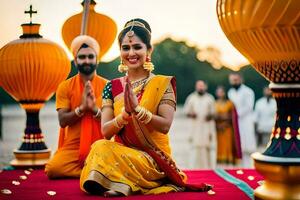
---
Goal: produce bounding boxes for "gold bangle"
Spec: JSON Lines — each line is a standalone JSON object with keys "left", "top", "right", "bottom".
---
{"left": 134, "top": 105, "right": 142, "bottom": 113}
{"left": 141, "top": 110, "right": 153, "bottom": 124}
{"left": 74, "top": 107, "right": 84, "bottom": 117}
{"left": 116, "top": 114, "right": 128, "bottom": 125}
{"left": 136, "top": 107, "right": 146, "bottom": 119}
{"left": 112, "top": 118, "right": 124, "bottom": 129}
{"left": 135, "top": 106, "right": 153, "bottom": 124}
{"left": 112, "top": 113, "right": 128, "bottom": 129}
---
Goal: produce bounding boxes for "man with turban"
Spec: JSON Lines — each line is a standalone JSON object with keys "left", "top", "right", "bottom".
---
{"left": 45, "top": 35, "right": 107, "bottom": 179}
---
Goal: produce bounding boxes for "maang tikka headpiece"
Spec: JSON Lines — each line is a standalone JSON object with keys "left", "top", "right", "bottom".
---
{"left": 123, "top": 20, "right": 151, "bottom": 38}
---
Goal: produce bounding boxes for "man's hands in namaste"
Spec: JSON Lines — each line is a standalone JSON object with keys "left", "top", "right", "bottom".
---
{"left": 80, "top": 81, "right": 96, "bottom": 112}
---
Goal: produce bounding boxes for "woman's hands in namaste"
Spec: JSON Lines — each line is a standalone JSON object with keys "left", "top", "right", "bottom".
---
{"left": 124, "top": 77, "right": 138, "bottom": 114}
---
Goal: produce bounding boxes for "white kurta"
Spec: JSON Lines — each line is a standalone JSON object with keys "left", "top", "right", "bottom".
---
{"left": 228, "top": 85, "right": 257, "bottom": 154}
{"left": 183, "top": 92, "right": 217, "bottom": 169}
{"left": 254, "top": 97, "right": 277, "bottom": 133}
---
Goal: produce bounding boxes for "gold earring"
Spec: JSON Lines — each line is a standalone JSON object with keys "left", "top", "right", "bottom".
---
{"left": 118, "top": 59, "right": 128, "bottom": 73}
{"left": 143, "top": 56, "right": 154, "bottom": 72}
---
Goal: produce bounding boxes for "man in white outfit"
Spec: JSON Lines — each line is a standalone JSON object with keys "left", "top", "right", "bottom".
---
{"left": 228, "top": 73, "right": 256, "bottom": 167}
{"left": 254, "top": 87, "right": 276, "bottom": 147}
{"left": 184, "top": 80, "right": 217, "bottom": 169}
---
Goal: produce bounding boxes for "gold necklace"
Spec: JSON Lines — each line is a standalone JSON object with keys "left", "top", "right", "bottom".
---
{"left": 131, "top": 76, "right": 148, "bottom": 89}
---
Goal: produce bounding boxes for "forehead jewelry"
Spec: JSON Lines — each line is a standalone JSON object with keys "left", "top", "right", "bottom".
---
{"left": 123, "top": 20, "right": 150, "bottom": 42}
{"left": 126, "top": 23, "right": 135, "bottom": 39}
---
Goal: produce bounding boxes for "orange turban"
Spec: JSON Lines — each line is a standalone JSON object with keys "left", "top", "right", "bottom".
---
{"left": 70, "top": 35, "right": 100, "bottom": 57}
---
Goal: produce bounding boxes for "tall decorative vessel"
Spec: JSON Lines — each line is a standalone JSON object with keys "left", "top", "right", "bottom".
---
{"left": 62, "top": 0, "right": 117, "bottom": 59}
{"left": 0, "top": 6, "right": 70, "bottom": 166}
{"left": 216, "top": 0, "right": 300, "bottom": 199}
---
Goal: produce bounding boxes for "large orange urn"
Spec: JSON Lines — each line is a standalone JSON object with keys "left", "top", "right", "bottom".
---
{"left": 62, "top": 0, "right": 117, "bottom": 60}
{"left": 0, "top": 21, "right": 70, "bottom": 166}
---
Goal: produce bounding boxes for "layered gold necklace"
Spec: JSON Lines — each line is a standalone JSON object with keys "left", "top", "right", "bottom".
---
{"left": 131, "top": 76, "right": 148, "bottom": 89}
{"left": 131, "top": 73, "right": 154, "bottom": 95}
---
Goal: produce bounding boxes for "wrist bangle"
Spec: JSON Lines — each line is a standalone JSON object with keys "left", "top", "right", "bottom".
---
{"left": 75, "top": 107, "right": 84, "bottom": 117}
{"left": 134, "top": 105, "right": 142, "bottom": 113}
{"left": 93, "top": 108, "right": 101, "bottom": 118}
{"left": 142, "top": 111, "right": 153, "bottom": 124}
{"left": 112, "top": 113, "right": 128, "bottom": 129}
{"left": 135, "top": 106, "right": 153, "bottom": 124}
{"left": 112, "top": 118, "right": 124, "bottom": 129}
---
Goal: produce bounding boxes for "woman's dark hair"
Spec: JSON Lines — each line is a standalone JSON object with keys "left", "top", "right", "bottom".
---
{"left": 118, "top": 18, "right": 152, "bottom": 49}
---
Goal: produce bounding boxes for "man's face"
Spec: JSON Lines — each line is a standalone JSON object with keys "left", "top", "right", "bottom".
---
{"left": 229, "top": 74, "right": 242, "bottom": 89}
{"left": 75, "top": 47, "right": 97, "bottom": 75}
{"left": 195, "top": 81, "right": 207, "bottom": 95}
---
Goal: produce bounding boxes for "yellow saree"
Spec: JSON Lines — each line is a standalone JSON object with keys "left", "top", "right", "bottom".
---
{"left": 215, "top": 100, "right": 241, "bottom": 164}
{"left": 80, "top": 75, "right": 210, "bottom": 195}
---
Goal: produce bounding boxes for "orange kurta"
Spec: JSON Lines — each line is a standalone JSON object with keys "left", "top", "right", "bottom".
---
{"left": 45, "top": 74, "right": 107, "bottom": 179}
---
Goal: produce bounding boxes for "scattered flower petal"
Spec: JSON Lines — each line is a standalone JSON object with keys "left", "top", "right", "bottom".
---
{"left": 19, "top": 175, "right": 27, "bottom": 180}
{"left": 207, "top": 190, "right": 216, "bottom": 195}
{"left": 47, "top": 191, "right": 56, "bottom": 196}
{"left": 12, "top": 180, "right": 20, "bottom": 186}
{"left": 24, "top": 170, "right": 31, "bottom": 175}
{"left": 248, "top": 176, "right": 255, "bottom": 181}
{"left": 236, "top": 170, "right": 244, "bottom": 174}
{"left": 1, "top": 189, "right": 12, "bottom": 195}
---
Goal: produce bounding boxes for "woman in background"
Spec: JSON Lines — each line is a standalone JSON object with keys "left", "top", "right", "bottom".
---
{"left": 215, "top": 86, "right": 242, "bottom": 166}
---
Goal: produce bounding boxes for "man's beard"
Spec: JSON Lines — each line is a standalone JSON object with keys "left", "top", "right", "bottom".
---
{"left": 77, "top": 63, "right": 97, "bottom": 75}
{"left": 232, "top": 83, "right": 241, "bottom": 90}
{"left": 197, "top": 91, "right": 205, "bottom": 96}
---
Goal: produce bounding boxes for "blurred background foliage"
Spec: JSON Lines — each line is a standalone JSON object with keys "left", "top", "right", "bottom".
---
{"left": 0, "top": 37, "right": 268, "bottom": 105}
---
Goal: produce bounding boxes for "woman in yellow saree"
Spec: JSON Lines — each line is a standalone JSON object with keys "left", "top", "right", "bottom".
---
{"left": 80, "top": 18, "right": 211, "bottom": 196}
{"left": 215, "top": 86, "right": 242, "bottom": 166}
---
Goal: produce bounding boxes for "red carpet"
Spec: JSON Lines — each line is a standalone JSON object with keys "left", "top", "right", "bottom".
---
{"left": 0, "top": 169, "right": 263, "bottom": 200}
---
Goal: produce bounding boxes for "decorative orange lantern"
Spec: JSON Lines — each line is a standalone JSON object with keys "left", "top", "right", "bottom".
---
{"left": 217, "top": 0, "right": 300, "bottom": 199}
{"left": 0, "top": 6, "right": 70, "bottom": 166}
{"left": 62, "top": 0, "right": 117, "bottom": 60}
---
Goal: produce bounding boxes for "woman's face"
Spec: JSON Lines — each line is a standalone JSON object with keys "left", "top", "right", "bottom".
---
{"left": 216, "top": 88, "right": 225, "bottom": 99}
{"left": 120, "top": 34, "right": 148, "bottom": 71}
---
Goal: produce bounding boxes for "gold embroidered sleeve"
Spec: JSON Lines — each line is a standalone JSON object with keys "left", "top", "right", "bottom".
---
{"left": 159, "top": 82, "right": 176, "bottom": 109}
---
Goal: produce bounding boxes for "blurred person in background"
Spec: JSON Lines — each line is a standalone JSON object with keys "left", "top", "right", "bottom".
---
{"left": 254, "top": 86, "right": 276, "bottom": 147}
{"left": 228, "top": 73, "right": 256, "bottom": 167}
{"left": 184, "top": 80, "right": 217, "bottom": 169}
{"left": 215, "top": 86, "right": 241, "bottom": 167}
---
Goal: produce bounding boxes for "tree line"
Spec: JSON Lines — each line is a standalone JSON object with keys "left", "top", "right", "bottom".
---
{"left": 0, "top": 38, "right": 268, "bottom": 105}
